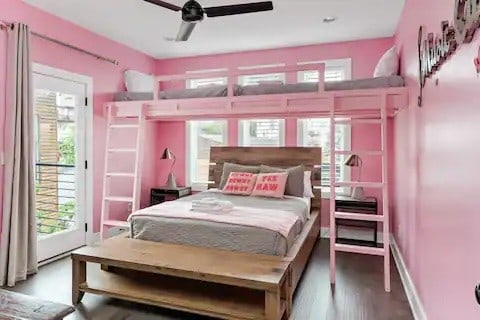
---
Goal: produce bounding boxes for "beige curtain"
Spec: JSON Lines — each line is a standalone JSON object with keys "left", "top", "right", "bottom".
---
{"left": 0, "top": 23, "right": 37, "bottom": 287}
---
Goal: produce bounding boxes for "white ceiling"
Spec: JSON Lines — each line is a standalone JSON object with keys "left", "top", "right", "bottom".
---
{"left": 23, "top": 0, "right": 405, "bottom": 59}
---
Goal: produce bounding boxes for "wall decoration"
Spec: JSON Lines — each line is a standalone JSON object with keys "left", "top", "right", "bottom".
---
{"left": 418, "top": 0, "right": 480, "bottom": 106}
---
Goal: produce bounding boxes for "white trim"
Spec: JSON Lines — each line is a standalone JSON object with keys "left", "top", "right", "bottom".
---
{"left": 237, "top": 63, "right": 285, "bottom": 70}
{"left": 391, "top": 236, "right": 428, "bottom": 320}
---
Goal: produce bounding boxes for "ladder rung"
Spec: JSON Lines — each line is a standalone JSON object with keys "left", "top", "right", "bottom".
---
{"left": 103, "top": 220, "right": 129, "bottom": 228}
{"left": 106, "top": 172, "right": 135, "bottom": 177}
{"left": 334, "top": 150, "right": 384, "bottom": 156}
{"left": 335, "top": 243, "right": 385, "bottom": 256}
{"left": 335, "top": 119, "right": 383, "bottom": 124}
{"left": 108, "top": 148, "right": 136, "bottom": 153}
{"left": 334, "top": 181, "right": 384, "bottom": 188}
{"left": 104, "top": 196, "right": 134, "bottom": 202}
{"left": 110, "top": 124, "right": 139, "bottom": 129}
{"left": 334, "top": 212, "right": 384, "bottom": 222}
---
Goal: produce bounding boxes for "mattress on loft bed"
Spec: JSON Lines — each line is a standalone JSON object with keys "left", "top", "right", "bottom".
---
{"left": 129, "top": 190, "right": 310, "bottom": 256}
{"left": 113, "top": 75, "right": 405, "bottom": 101}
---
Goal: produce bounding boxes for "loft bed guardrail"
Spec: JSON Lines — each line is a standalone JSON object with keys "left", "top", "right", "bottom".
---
{"left": 106, "top": 63, "right": 409, "bottom": 120}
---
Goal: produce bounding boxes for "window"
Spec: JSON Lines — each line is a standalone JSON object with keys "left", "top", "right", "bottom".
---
{"left": 297, "top": 118, "right": 351, "bottom": 195}
{"left": 239, "top": 119, "right": 285, "bottom": 146}
{"left": 297, "top": 58, "right": 352, "bottom": 83}
{"left": 186, "top": 68, "right": 228, "bottom": 89}
{"left": 238, "top": 64, "right": 286, "bottom": 86}
{"left": 187, "top": 120, "right": 228, "bottom": 190}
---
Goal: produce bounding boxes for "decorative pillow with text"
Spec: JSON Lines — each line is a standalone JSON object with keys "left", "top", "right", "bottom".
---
{"left": 251, "top": 172, "right": 289, "bottom": 199}
{"left": 222, "top": 172, "right": 258, "bottom": 195}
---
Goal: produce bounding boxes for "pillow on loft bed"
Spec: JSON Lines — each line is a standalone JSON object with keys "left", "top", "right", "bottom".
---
{"left": 373, "top": 46, "right": 399, "bottom": 77}
{"left": 124, "top": 70, "right": 154, "bottom": 93}
{"left": 259, "top": 165, "right": 304, "bottom": 197}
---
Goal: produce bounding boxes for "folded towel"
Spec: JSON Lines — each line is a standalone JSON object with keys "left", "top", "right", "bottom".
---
{"left": 191, "top": 198, "right": 234, "bottom": 213}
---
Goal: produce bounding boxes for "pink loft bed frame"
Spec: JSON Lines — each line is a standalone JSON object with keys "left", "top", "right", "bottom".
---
{"left": 105, "top": 63, "right": 409, "bottom": 120}
{"left": 102, "top": 63, "right": 409, "bottom": 293}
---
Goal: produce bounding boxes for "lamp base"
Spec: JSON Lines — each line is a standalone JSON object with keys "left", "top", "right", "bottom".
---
{"left": 166, "top": 173, "right": 177, "bottom": 189}
{"left": 351, "top": 186, "right": 365, "bottom": 200}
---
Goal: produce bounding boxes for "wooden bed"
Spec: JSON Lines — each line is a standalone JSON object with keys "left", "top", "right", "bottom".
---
{"left": 208, "top": 146, "right": 322, "bottom": 291}
{"left": 72, "top": 147, "right": 322, "bottom": 320}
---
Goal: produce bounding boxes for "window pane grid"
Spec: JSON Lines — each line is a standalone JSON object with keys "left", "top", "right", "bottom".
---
{"left": 188, "top": 121, "right": 227, "bottom": 188}
{"left": 240, "top": 119, "right": 284, "bottom": 146}
{"left": 239, "top": 73, "right": 285, "bottom": 86}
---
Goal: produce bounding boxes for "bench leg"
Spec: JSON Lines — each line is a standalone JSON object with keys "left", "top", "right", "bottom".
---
{"left": 265, "top": 290, "right": 280, "bottom": 320}
{"left": 72, "top": 258, "right": 86, "bottom": 304}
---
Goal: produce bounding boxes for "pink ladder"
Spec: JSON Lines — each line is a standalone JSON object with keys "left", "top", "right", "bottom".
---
{"left": 100, "top": 105, "right": 146, "bottom": 240}
{"left": 329, "top": 94, "right": 391, "bottom": 292}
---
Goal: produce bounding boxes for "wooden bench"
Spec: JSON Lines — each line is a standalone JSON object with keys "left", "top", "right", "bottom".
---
{"left": 71, "top": 236, "right": 292, "bottom": 320}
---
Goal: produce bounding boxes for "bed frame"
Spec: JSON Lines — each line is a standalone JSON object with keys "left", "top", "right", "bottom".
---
{"left": 208, "top": 146, "right": 322, "bottom": 291}
{"left": 106, "top": 63, "right": 409, "bottom": 120}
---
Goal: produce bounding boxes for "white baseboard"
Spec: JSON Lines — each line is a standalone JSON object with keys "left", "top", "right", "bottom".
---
{"left": 391, "top": 236, "right": 427, "bottom": 320}
{"left": 320, "top": 227, "right": 384, "bottom": 243}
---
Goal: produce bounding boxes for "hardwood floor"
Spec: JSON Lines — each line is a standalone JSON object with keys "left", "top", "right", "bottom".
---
{"left": 7, "top": 240, "right": 413, "bottom": 320}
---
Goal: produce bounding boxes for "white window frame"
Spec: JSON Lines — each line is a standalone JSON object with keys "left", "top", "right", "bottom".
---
{"left": 237, "top": 64, "right": 286, "bottom": 86}
{"left": 297, "top": 58, "right": 352, "bottom": 83}
{"left": 297, "top": 118, "right": 351, "bottom": 198}
{"left": 186, "top": 120, "right": 228, "bottom": 191}
{"left": 185, "top": 68, "right": 228, "bottom": 89}
{"left": 238, "top": 119, "right": 286, "bottom": 147}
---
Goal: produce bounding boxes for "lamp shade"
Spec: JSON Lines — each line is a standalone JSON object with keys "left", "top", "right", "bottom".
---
{"left": 161, "top": 148, "right": 175, "bottom": 160}
{"left": 344, "top": 154, "right": 362, "bottom": 167}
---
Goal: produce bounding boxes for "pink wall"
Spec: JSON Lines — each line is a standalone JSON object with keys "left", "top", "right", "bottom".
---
{"left": 155, "top": 37, "right": 394, "bottom": 226}
{"left": 394, "top": 0, "right": 480, "bottom": 318}
{"left": 0, "top": 0, "right": 157, "bottom": 234}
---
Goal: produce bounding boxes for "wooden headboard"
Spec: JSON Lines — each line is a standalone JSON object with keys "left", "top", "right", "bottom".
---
{"left": 208, "top": 147, "right": 322, "bottom": 208}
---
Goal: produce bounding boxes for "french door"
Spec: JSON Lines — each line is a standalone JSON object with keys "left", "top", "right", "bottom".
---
{"left": 33, "top": 67, "right": 89, "bottom": 262}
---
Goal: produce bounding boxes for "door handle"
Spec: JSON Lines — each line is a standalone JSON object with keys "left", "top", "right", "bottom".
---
{"left": 475, "top": 284, "right": 480, "bottom": 305}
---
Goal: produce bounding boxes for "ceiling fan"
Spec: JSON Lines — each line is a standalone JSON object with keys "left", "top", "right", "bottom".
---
{"left": 143, "top": 0, "right": 274, "bottom": 41}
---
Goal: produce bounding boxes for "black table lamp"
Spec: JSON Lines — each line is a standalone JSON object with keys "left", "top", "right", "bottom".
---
{"left": 344, "top": 154, "right": 365, "bottom": 200}
{"left": 162, "top": 148, "right": 177, "bottom": 188}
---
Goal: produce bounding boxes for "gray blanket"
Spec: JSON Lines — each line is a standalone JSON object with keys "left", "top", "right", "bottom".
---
{"left": 130, "top": 191, "right": 309, "bottom": 256}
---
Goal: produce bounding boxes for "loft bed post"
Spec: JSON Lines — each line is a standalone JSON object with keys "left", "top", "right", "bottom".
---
{"left": 317, "top": 63, "right": 325, "bottom": 92}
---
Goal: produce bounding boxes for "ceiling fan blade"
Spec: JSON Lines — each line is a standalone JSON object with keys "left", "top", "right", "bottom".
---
{"left": 176, "top": 21, "right": 196, "bottom": 41}
{"left": 204, "top": 1, "right": 273, "bottom": 18}
{"left": 143, "top": 0, "right": 181, "bottom": 11}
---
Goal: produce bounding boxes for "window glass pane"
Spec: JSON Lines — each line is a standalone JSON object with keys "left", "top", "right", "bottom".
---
{"left": 187, "top": 77, "right": 227, "bottom": 89}
{"left": 238, "top": 73, "right": 285, "bottom": 86}
{"left": 298, "top": 118, "right": 349, "bottom": 189}
{"left": 298, "top": 67, "right": 346, "bottom": 83}
{"left": 239, "top": 119, "right": 284, "bottom": 146}
{"left": 188, "top": 120, "right": 228, "bottom": 188}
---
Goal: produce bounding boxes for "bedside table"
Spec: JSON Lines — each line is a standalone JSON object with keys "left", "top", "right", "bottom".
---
{"left": 151, "top": 186, "right": 192, "bottom": 206}
{"left": 335, "top": 195, "right": 378, "bottom": 247}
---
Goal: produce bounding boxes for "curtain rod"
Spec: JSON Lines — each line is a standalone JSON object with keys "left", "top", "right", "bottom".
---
{"left": 1, "top": 20, "right": 119, "bottom": 66}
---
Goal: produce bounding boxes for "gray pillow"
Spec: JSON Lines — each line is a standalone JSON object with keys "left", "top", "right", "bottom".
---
{"left": 219, "top": 162, "right": 260, "bottom": 189}
{"left": 259, "top": 165, "right": 305, "bottom": 197}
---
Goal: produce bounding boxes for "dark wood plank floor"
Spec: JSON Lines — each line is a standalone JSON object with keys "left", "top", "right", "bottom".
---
{"left": 6, "top": 240, "right": 413, "bottom": 320}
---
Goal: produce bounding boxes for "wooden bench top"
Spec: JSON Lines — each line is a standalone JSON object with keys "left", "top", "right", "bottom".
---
{"left": 72, "top": 236, "right": 289, "bottom": 291}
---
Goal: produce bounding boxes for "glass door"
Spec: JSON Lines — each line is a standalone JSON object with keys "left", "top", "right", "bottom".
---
{"left": 33, "top": 71, "right": 87, "bottom": 262}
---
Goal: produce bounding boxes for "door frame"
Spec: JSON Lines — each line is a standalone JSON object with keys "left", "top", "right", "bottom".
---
{"left": 33, "top": 63, "right": 95, "bottom": 247}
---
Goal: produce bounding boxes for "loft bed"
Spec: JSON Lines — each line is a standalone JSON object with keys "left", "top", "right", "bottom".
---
{"left": 105, "top": 64, "right": 409, "bottom": 120}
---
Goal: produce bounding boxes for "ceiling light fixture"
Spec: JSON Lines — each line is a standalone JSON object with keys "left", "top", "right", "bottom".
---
{"left": 323, "top": 16, "right": 337, "bottom": 23}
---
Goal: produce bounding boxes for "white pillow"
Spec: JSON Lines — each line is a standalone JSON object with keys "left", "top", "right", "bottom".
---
{"left": 124, "top": 70, "right": 154, "bottom": 92}
{"left": 373, "top": 46, "right": 399, "bottom": 77}
{"left": 303, "top": 171, "right": 315, "bottom": 198}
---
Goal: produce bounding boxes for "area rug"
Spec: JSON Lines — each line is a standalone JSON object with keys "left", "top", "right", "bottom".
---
{"left": 0, "top": 289, "right": 74, "bottom": 320}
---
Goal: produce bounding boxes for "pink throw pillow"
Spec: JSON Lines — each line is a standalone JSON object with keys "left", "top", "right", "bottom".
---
{"left": 222, "top": 172, "right": 257, "bottom": 195}
{"left": 251, "top": 172, "right": 288, "bottom": 199}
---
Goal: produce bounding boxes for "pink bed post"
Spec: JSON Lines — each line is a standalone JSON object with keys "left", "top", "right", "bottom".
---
{"left": 227, "top": 69, "right": 235, "bottom": 97}
{"left": 153, "top": 77, "right": 160, "bottom": 100}
{"left": 317, "top": 63, "right": 325, "bottom": 92}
